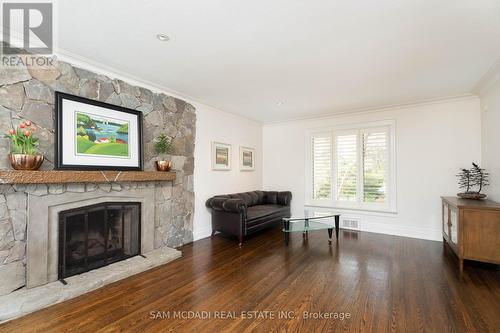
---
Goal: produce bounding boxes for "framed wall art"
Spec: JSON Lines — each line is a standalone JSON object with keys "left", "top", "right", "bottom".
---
{"left": 239, "top": 146, "right": 255, "bottom": 171}
{"left": 211, "top": 141, "right": 231, "bottom": 170}
{"left": 55, "top": 92, "right": 143, "bottom": 170}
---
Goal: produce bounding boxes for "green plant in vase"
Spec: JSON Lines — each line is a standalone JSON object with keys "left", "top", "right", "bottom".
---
{"left": 4, "top": 121, "right": 44, "bottom": 170}
{"left": 154, "top": 133, "right": 172, "bottom": 171}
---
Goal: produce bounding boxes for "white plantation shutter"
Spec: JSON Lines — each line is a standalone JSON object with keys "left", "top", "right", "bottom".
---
{"left": 309, "top": 123, "right": 394, "bottom": 211}
{"left": 336, "top": 134, "right": 357, "bottom": 201}
{"left": 312, "top": 135, "right": 331, "bottom": 200}
{"left": 362, "top": 130, "right": 388, "bottom": 203}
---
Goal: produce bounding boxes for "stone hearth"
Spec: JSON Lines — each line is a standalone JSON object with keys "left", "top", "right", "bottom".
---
{"left": 0, "top": 246, "right": 180, "bottom": 322}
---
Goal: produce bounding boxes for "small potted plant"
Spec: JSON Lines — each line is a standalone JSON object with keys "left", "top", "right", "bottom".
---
{"left": 5, "top": 120, "right": 44, "bottom": 170}
{"left": 154, "top": 133, "right": 172, "bottom": 171}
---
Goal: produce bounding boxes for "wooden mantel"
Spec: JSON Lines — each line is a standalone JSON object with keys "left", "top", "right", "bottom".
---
{"left": 0, "top": 170, "right": 176, "bottom": 184}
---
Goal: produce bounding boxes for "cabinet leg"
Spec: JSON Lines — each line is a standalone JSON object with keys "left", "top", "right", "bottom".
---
{"left": 459, "top": 258, "right": 464, "bottom": 276}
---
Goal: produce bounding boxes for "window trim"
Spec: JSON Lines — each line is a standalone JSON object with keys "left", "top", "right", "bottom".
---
{"left": 305, "top": 120, "right": 397, "bottom": 213}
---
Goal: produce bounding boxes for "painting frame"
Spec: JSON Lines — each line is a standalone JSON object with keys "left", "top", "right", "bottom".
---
{"left": 55, "top": 92, "right": 144, "bottom": 171}
{"left": 239, "top": 146, "right": 255, "bottom": 171}
{"left": 211, "top": 141, "right": 231, "bottom": 171}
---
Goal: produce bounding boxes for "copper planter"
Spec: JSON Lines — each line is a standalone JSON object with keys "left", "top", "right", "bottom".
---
{"left": 8, "top": 154, "right": 44, "bottom": 170}
{"left": 155, "top": 160, "right": 172, "bottom": 172}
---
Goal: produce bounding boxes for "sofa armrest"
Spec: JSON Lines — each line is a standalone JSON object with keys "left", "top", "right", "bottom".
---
{"left": 206, "top": 197, "right": 247, "bottom": 213}
{"left": 277, "top": 191, "right": 292, "bottom": 206}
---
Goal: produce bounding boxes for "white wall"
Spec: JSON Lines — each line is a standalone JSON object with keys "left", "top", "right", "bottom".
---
{"left": 480, "top": 76, "right": 500, "bottom": 202}
{"left": 263, "top": 97, "right": 482, "bottom": 241}
{"left": 193, "top": 105, "right": 262, "bottom": 240}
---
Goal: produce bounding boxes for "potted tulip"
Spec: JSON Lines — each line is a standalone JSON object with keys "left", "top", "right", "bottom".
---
{"left": 5, "top": 121, "right": 44, "bottom": 170}
{"left": 154, "top": 133, "right": 172, "bottom": 171}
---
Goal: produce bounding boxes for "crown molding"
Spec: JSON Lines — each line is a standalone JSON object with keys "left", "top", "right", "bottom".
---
{"left": 263, "top": 94, "right": 477, "bottom": 126}
{"left": 473, "top": 58, "right": 500, "bottom": 95}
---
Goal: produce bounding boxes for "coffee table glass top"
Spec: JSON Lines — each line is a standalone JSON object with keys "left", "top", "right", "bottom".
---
{"left": 283, "top": 210, "right": 340, "bottom": 233}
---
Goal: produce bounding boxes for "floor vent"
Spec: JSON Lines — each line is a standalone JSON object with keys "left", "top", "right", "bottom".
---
{"left": 341, "top": 218, "right": 360, "bottom": 230}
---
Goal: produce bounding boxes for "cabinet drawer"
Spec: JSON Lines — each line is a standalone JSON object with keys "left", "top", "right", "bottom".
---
{"left": 463, "top": 210, "right": 500, "bottom": 262}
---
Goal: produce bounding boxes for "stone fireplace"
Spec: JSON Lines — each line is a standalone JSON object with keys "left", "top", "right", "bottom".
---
{"left": 0, "top": 55, "right": 196, "bottom": 322}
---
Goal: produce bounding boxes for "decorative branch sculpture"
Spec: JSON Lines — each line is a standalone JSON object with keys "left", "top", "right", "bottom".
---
{"left": 470, "top": 162, "right": 489, "bottom": 194}
{"left": 457, "top": 168, "right": 472, "bottom": 193}
{"left": 457, "top": 162, "right": 489, "bottom": 199}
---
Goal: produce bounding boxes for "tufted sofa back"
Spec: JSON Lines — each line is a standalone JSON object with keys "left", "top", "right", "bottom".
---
{"left": 210, "top": 190, "right": 291, "bottom": 207}
{"left": 227, "top": 191, "right": 264, "bottom": 206}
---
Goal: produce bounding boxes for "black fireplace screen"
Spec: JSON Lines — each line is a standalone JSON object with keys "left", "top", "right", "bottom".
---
{"left": 58, "top": 202, "right": 141, "bottom": 279}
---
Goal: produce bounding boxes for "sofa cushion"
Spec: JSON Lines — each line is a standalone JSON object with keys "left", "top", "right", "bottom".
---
{"left": 246, "top": 204, "right": 289, "bottom": 228}
{"left": 246, "top": 204, "right": 289, "bottom": 221}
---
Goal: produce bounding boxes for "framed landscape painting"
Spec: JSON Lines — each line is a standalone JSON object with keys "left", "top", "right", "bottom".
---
{"left": 211, "top": 142, "right": 231, "bottom": 170}
{"left": 240, "top": 146, "right": 255, "bottom": 171}
{"left": 55, "top": 92, "right": 143, "bottom": 170}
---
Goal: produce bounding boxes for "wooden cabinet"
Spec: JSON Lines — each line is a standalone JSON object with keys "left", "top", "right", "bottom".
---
{"left": 442, "top": 197, "right": 500, "bottom": 275}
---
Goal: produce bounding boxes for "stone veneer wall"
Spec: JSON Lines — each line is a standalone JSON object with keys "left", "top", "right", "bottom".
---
{"left": 0, "top": 57, "right": 196, "bottom": 295}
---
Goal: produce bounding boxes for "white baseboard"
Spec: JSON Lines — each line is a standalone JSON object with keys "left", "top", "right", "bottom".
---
{"left": 193, "top": 226, "right": 212, "bottom": 241}
{"left": 356, "top": 222, "right": 442, "bottom": 241}
{"left": 304, "top": 206, "right": 442, "bottom": 241}
{"left": 192, "top": 218, "right": 441, "bottom": 243}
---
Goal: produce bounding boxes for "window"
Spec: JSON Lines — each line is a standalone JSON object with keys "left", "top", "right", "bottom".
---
{"left": 308, "top": 122, "right": 395, "bottom": 212}
{"left": 336, "top": 133, "right": 357, "bottom": 202}
{"left": 312, "top": 135, "right": 331, "bottom": 200}
{"left": 362, "top": 129, "right": 388, "bottom": 203}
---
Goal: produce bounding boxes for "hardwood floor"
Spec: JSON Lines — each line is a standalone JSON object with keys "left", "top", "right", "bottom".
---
{"left": 1, "top": 227, "right": 499, "bottom": 332}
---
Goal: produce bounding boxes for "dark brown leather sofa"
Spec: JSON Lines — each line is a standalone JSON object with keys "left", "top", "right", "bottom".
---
{"left": 206, "top": 191, "right": 292, "bottom": 246}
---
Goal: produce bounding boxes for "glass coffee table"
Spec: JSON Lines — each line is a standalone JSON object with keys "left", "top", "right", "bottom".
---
{"left": 282, "top": 210, "right": 340, "bottom": 245}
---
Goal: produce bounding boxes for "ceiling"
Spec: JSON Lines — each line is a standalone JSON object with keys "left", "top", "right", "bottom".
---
{"left": 57, "top": 0, "right": 500, "bottom": 122}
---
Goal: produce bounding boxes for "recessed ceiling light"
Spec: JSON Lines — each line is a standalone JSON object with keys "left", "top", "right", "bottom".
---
{"left": 156, "top": 33, "right": 170, "bottom": 42}
{"left": 276, "top": 101, "right": 284, "bottom": 106}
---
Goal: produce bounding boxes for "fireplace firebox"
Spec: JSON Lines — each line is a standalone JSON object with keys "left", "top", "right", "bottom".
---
{"left": 58, "top": 202, "right": 141, "bottom": 279}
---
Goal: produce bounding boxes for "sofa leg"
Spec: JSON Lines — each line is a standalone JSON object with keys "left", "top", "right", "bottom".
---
{"left": 211, "top": 229, "right": 216, "bottom": 238}
{"left": 238, "top": 235, "right": 243, "bottom": 247}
